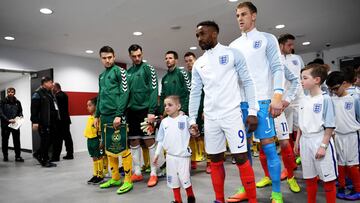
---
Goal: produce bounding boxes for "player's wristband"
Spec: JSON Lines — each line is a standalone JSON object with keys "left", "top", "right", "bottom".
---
{"left": 320, "top": 143, "right": 328, "bottom": 150}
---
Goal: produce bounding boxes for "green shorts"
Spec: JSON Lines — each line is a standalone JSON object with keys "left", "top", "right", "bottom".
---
{"left": 87, "top": 137, "right": 103, "bottom": 158}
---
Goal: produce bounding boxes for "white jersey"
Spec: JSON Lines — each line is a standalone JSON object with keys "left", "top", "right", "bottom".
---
{"left": 347, "top": 85, "right": 360, "bottom": 95}
{"left": 298, "top": 93, "right": 335, "bottom": 136}
{"left": 281, "top": 54, "right": 304, "bottom": 104}
{"left": 229, "top": 28, "right": 284, "bottom": 100}
{"left": 189, "top": 43, "right": 258, "bottom": 123}
{"left": 156, "top": 115, "right": 191, "bottom": 157}
{"left": 332, "top": 94, "right": 360, "bottom": 134}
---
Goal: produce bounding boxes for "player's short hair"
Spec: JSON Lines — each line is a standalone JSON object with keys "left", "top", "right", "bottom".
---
{"left": 237, "top": 1, "right": 257, "bottom": 13}
{"left": 7, "top": 87, "right": 15, "bottom": 93}
{"left": 41, "top": 76, "right": 53, "bottom": 85}
{"left": 128, "top": 44, "right": 142, "bottom": 54}
{"left": 165, "top": 51, "right": 178, "bottom": 60}
{"left": 184, "top": 52, "right": 196, "bottom": 59}
{"left": 278, "top": 33, "right": 295, "bottom": 44}
{"left": 197, "top": 21, "right": 219, "bottom": 33}
{"left": 301, "top": 64, "right": 328, "bottom": 85}
{"left": 326, "top": 71, "right": 345, "bottom": 87}
{"left": 99, "top": 46, "right": 115, "bottom": 56}
{"left": 54, "top": 82, "right": 61, "bottom": 90}
{"left": 89, "top": 97, "right": 97, "bottom": 106}
{"left": 165, "top": 95, "right": 181, "bottom": 105}
{"left": 341, "top": 66, "right": 356, "bottom": 83}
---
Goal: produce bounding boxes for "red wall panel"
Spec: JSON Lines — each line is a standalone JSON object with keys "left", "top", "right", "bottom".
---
{"left": 66, "top": 92, "right": 98, "bottom": 116}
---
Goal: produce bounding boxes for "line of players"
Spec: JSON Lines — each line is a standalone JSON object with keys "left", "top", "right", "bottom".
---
{"left": 89, "top": 1, "right": 360, "bottom": 203}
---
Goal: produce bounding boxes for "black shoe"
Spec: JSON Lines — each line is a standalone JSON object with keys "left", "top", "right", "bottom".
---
{"left": 50, "top": 158, "right": 60, "bottom": 162}
{"left": 3, "top": 156, "right": 9, "bottom": 162}
{"left": 92, "top": 177, "right": 104, "bottom": 185}
{"left": 15, "top": 157, "right": 25, "bottom": 162}
{"left": 33, "top": 153, "right": 42, "bottom": 164}
{"left": 87, "top": 176, "right": 98, "bottom": 184}
{"left": 42, "top": 161, "right": 57, "bottom": 168}
{"left": 188, "top": 196, "right": 196, "bottom": 203}
{"left": 63, "top": 155, "right": 74, "bottom": 160}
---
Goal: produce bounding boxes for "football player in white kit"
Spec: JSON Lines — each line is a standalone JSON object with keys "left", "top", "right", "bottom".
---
{"left": 326, "top": 71, "right": 360, "bottom": 200}
{"left": 228, "top": 2, "right": 285, "bottom": 203}
{"left": 154, "top": 95, "right": 195, "bottom": 203}
{"left": 295, "top": 64, "right": 337, "bottom": 203}
{"left": 189, "top": 21, "right": 259, "bottom": 203}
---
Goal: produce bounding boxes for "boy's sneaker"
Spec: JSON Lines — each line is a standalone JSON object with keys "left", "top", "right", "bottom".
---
{"left": 336, "top": 188, "right": 346, "bottom": 199}
{"left": 280, "top": 169, "right": 288, "bottom": 181}
{"left": 131, "top": 174, "right": 144, "bottom": 182}
{"left": 99, "top": 178, "right": 121, "bottom": 188}
{"left": 271, "top": 192, "right": 283, "bottom": 203}
{"left": 345, "top": 190, "right": 360, "bottom": 200}
{"left": 3, "top": 156, "right": 9, "bottom": 162}
{"left": 92, "top": 177, "right": 104, "bottom": 185}
{"left": 187, "top": 196, "right": 196, "bottom": 203}
{"left": 256, "top": 176, "right": 272, "bottom": 188}
{"left": 87, "top": 176, "right": 98, "bottom": 184}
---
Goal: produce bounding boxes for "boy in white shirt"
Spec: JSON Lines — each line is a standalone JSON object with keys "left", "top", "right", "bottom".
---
{"left": 295, "top": 64, "right": 337, "bottom": 203}
{"left": 326, "top": 71, "right": 360, "bottom": 200}
{"left": 154, "top": 95, "right": 195, "bottom": 203}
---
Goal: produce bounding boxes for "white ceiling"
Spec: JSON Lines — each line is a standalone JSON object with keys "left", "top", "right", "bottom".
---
{"left": 0, "top": 0, "right": 360, "bottom": 69}
{"left": 0, "top": 71, "right": 25, "bottom": 86}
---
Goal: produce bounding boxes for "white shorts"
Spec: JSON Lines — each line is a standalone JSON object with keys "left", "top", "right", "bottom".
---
{"left": 284, "top": 104, "right": 299, "bottom": 133}
{"left": 335, "top": 131, "right": 360, "bottom": 166}
{"left": 274, "top": 112, "right": 290, "bottom": 141}
{"left": 166, "top": 154, "right": 191, "bottom": 189}
{"left": 300, "top": 133, "right": 338, "bottom": 182}
{"left": 204, "top": 113, "right": 247, "bottom": 154}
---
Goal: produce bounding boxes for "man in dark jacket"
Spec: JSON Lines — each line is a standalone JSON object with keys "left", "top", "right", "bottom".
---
{"left": 0, "top": 87, "right": 24, "bottom": 162}
{"left": 52, "top": 82, "right": 73, "bottom": 160}
{"left": 31, "top": 76, "right": 59, "bottom": 167}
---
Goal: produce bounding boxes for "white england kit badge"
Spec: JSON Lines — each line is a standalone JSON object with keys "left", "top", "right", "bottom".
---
{"left": 219, "top": 55, "right": 229, "bottom": 65}
{"left": 313, "top": 103, "right": 322, "bottom": 113}
{"left": 178, "top": 122, "right": 185, "bottom": 130}
{"left": 253, "top": 40, "right": 262, "bottom": 49}
{"left": 345, "top": 102, "right": 353, "bottom": 110}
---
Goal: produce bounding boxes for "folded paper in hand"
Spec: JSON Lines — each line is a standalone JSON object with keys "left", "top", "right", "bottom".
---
{"left": 8, "top": 117, "right": 24, "bottom": 130}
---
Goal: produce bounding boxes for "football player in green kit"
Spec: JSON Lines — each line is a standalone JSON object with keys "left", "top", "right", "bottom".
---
{"left": 126, "top": 44, "right": 160, "bottom": 187}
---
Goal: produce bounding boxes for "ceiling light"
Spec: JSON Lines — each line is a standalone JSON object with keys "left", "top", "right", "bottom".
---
{"left": 4, "top": 36, "right": 15, "bottom": 41}
{"left": 275, "top": 24, "right": 285, "bottom": 29}
{"left": 85, "top": 50, "right": 94, "bottom": 54}
{"left": 228, "top": 0, "right": 239, "bottom": 2}
{"left": 302, "top": 41, "right": 311, "bottom": 46}
{"left": 133, "top": 31, "right": 143, "bottom": 36}
{"left": 40, "top": 8, "right": 53, "bottom": 15}
{"left": 142, "top": 60, "right": 147, "bottom": 62}
{"left": 190, "top": 46, "right": 197, "bottom": 50}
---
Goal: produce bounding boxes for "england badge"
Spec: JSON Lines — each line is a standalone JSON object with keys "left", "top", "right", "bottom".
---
{"left": 253, "top": 40, "right": 262, "bottom": 49}
{"left": 219, "top": 55, "right": 229, "bottom": 65}
{"left": 178, "top": 122, "right": 185, "bottom": 130}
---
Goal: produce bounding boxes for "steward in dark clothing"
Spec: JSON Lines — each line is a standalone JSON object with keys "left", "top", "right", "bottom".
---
{"left": 0, "top": 87, "right": 24, "bottom": 162}
{"left": 53, "top": 83, "right": 73, "bottom": 160}
{"left": 31, "top": 77, "right": 59, "bottom": 167}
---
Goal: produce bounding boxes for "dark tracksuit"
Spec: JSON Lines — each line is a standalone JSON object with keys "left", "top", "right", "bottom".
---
{"left": 127, "top": 62, "right": 158, "bottom": 138}
{"left": 53, "top": 91, "right": 73, "bottom": 159}
{"left": 160, "top": 67, "right": 191, "bottom": 114}
{"left": 31, "top": 87, "right": 60, "bottom": 163}
{"left": 0, "top": 97, "right": 23, "bottom": 158}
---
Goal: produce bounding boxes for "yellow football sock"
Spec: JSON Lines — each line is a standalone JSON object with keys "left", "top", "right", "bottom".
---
{"left": 196, "top": 138, "right": 204, "bottom": 161}
{"left": 142, "top": 146, "right": 150, "bottom": 169}
{"left": 103, "top": 155, "right": 108, "bottom": 174}
{"left": 93, "top": 160, "right": 98, "bottom": 176}
{"left": 108, "top": 156, "right": 120, "bottom": 181}
{"left": 97, "top": 159, "right": 104, "bottom": 178}
{"left": 121, "top": 149, "right": 133, "bottom": 183}
{"left": 189, "top": 137, "right": 197, "bottom": 162}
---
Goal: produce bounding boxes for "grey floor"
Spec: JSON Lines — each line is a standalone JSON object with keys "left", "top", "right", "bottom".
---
{"left": 0, "top": 150, "right": 349, "bottom": 203}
